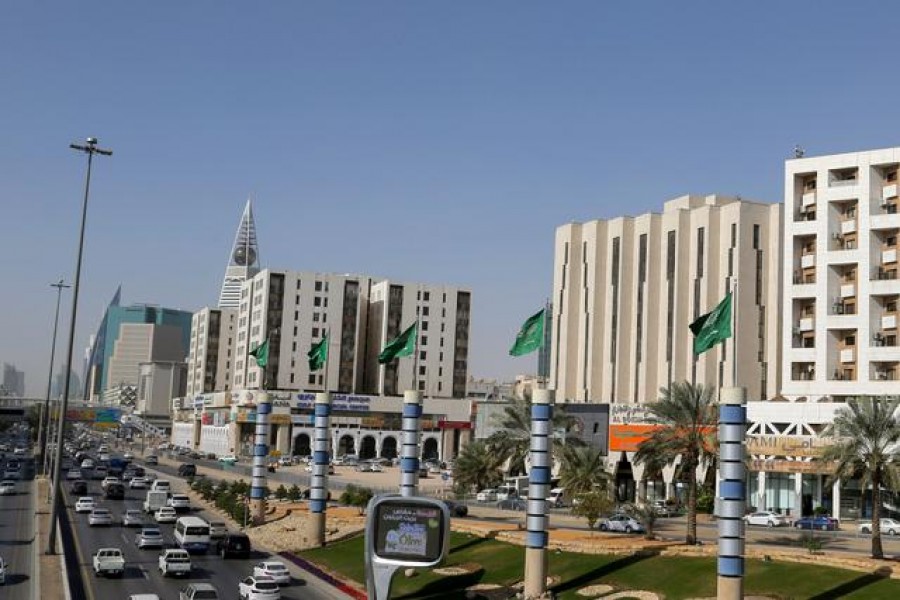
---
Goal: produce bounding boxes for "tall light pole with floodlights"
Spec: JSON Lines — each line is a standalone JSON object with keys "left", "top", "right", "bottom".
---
{"left": 46, "top": 137, "right": 112, "bottom": 555}
{"left": 37, "top": 279, "right": 69, "bottom": 474}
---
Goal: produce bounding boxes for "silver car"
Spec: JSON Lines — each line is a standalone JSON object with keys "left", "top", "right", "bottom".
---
{"left": 89, "top": 508, "right": 114, "bottom": 526}
{"left": 599, "top": 513, "right": 644, "bottom": 534}
{"left": 135, "top": 526, "right": 164, "bottom": 549}
{"left": 123, "top": 509, "right": 145, "bottom": 527}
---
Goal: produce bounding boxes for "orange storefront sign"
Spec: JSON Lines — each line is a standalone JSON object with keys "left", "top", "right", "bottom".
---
{"left": 608, "top": 424, "right": 660, "bottom": 452}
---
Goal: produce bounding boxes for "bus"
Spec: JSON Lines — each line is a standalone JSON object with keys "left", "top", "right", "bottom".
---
{"left": 174, "top": 516, "right": 211, "bottom": 553}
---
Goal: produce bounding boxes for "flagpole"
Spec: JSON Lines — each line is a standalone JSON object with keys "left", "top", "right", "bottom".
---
{"left": 411, "top": 316, "right": 421, "bottom": 392}
{"left": 731, "top": 279, "right": 738, "bottom": 388}
{"left": 323, "top": 327, "right": 331, "bottom": 393}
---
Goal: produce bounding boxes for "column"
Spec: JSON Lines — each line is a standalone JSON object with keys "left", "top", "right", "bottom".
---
{"left": 249, "top": 393, "right": 271, "bottom": 524}
{"left": 524, "top": 389, "right": 553, "bottom": 600}
{"left": 638, "top": 480, "right": 648, "bottom": 503}
{"left": 717, "top": 387, "right": 746, "bottom": 600}
{"left": 832, "top": 479, "right": 841, "bottom": 520}
{"left": 399, "top": 391, "right": 422, "bottom": 497}
{"left": 306, "top": 392, "right": 331, "bottom": 547}
{"left": 276, "top": 425, "right": 290, "bottom": 456}
{"left": 757, "top": 471, "right": 767, "bottom": 511}
{"left": 794, "top": 473, "right": 803, "bottom": 518}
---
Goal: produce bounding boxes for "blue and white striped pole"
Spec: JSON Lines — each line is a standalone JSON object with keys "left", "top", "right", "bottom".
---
{"left": 250, "top": 392, "right": 271, "bottom": 524}
{"left": 717, "top": 387, "right": 746, "bottom": 600}
{"left": 524, "top": 388, "right": 553, "bottom": 599}
{"left": 308, "top": 392, "right": 332, "bottom": 546}
{"left": 399, "top": 391, "right": 422, "bottom": 498}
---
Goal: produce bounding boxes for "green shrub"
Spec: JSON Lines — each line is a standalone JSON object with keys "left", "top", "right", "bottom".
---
{"left": 696, "top": 485, "right": 715, "bottom": 514}
{"left": 274, "top": 484, "right": 287, "bottom": 500}
{"left": 287, "top": 484, "right": 302, "bottom": 502}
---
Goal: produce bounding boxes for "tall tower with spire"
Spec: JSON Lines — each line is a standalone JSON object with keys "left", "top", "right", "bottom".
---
{"left": 219, "top": 199, "right": 260, "bottom": 308}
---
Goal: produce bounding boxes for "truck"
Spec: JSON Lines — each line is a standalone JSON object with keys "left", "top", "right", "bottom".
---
{"left": 158, "top": 549, "right": 192, "bottom": 577}
{"left": 92, "top": 547, "right": 125, "bottom": 577}
{"left": 143, "top": 490, "right": 168, "bottom": 514}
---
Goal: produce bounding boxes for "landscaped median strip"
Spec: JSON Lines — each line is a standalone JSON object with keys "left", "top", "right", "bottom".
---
{"left": 279, "top": 551, "right": 367, "bottom": 600}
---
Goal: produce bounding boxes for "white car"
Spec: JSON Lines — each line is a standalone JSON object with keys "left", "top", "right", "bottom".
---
{"left": 253, "top": 561, "right": 290, "bottom": 584}
{"left": 858, "top": 518, "right": 900, "bottom": 535}
{"left": 123, "top": 452, "right": 134, "bottom": 460}
{"left": 599, "top": 514, "right": 644, "bottom": 534}
{"left": 101, "top": 477, "right": 121, "bottom": 491}
{"left": 219, "top": 455, "right": 238, "bottom": 465}
{"left": 0, "top": 555, "right": 5, "bottom": 584}
{"left": 129, "top": 477, "right": 150, "bottom": 489}
{"left": 238, "top": 575, "right": 281, "bottom": 600}
{"left": 168, "top": 494, "right": 191, "bottom": 512}
{"left": 744, "top": 511, "right": 789, "bottom": 528}
{"left": 13, "top": 447, "right": 25, "bottom": 455}
{"left": 0, "top": 480, "right": 15, "bottom": 496}
{"left": 123, "top": 509, "right": 145, "bottom": 527}
{"left": 154, "top": 507, "right": 177, "bottom": 523}
{"left": 66, "top": 469, "right": 82, "bottom": 481}
{"left": 89, "top": 508, "right": 114, "bottom": 526}
{"left": 476, "top": 489, "right": 498, "bottom": 502}
{"left": 75, "top": 497, "right": 96, "bottom": 513}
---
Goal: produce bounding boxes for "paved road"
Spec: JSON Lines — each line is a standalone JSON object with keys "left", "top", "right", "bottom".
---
{"left": 62, "top": 457, "right": 350, "bottom": 600}
{"left": 0, "top": 455, "right": 36, "bottom": 600}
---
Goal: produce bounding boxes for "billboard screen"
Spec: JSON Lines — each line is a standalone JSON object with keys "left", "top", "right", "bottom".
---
{"left": 373, "top": 501, "right": 445, "bottom": 564}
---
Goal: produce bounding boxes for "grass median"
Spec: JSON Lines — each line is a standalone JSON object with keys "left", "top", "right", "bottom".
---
{"left": 299, "top": 532, "right": 900, "bottom": 599}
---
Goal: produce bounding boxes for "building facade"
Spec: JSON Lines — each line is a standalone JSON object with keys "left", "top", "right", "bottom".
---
{"left": 551, "top": 194, "right": 783, "bottom": 405}
{"left": 1, "top": 363, "right": 25, "bottom": 397}
{"left": 137, "top": 361, "right": 187, "bottom": 417}
{"left": 782, "top": 147, "right": 900, "bottom": 400}
{"left": 186, "top": 307, "right": 236, "bottom": 397}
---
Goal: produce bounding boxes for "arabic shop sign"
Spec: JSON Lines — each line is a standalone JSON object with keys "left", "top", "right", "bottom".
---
{"left": 296, "top": 393, "right": 371, "bottom": 412}
{"left": 746, "top": 435, "right": 827, "bottom": 457}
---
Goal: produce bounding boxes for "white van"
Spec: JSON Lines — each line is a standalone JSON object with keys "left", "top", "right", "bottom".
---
{"left": 150, "top": 479, "right": 171, "bottom": 493}
{"left": 548, "top": 487, "right": 567, "bottom": 508}
{"left": 173, "top": 516, "right": 210, "bottom": 553}
{"left": 495, "top": 485, "right": 519, "bottom": 502}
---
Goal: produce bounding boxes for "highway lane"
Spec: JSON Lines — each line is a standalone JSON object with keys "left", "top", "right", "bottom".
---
{"left": 0, "top": 455, "right": 35, "bottom": 600}
{"left": 62, "top": 463, "right": 350, "bottom": 600}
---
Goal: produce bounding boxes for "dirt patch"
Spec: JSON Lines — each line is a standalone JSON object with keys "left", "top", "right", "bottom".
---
{"left": 576, "top": 584, "right": 615, "bottom": 596}
{"left": 433, "top": 562, "right": 481, "bottom": 576}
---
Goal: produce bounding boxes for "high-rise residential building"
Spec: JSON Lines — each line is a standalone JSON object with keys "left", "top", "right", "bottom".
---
{"left": 367, "top": 280, "right": 471, "bottom": 398}
{"left": 782, "top": 147, "right": 900, "bottom": 400}
{"left": 219, "top": 270, "right": 472, "bottom": 398}
{"left": 551, "top": 194, "right": 783, "bottom": 404}
{"left": 84, "top": 303, "right": 192, "bottom": 402}
{"left": 1, "top": 363, "right": 25, "bottom": 397}
{"left": 232, "top": 270, "right": 375, "bottom": 393}
{"left": 186, "top": 307, "right": 237, "bottom": 397}
{"left": 52, "top": 369, "right": 82, "bottom": 400}
{"left": 218, "top": 199, "right": 260, "bottom": 309}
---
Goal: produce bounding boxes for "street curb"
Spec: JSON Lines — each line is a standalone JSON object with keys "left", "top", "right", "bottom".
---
{"left": 58, "top": 520, "right": 72, "bottom": 600}
{"left": 279, "top": 551, "right": 367, "bottom": 599}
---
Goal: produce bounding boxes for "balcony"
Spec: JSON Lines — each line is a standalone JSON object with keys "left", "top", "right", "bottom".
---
{"left": 792, "top": 282, "right": 816, "bottom": 297}
{"left": 871, "top": 212, "right": 900, "bottom": 230}
{"left": 884, "top": 184, "right": 898, "bottom": 200}
{"left": 883, "top": 249, "right": 897, "bottom": 264}
{"left": 802, "top": 192, "right": 817, "bottom": 207}
{"left": 841, "top": 220, "right": 857, "bottom": 235}
{"left": 799, "top": 317, "right": 815, "bottom": 332}
{"left": 883, "top": 314, "right": 897, "bottom": 330}
{"left": 801, "top": 254, "right": 816, "bottom": 269}
{"left": 840, "top": 284, "right": 856, "bottom": 298}
{"left": 840, "top": 348, "right": 856, "bottom": 363}
{"left": 870, "top": 345, "right": 900, "bottom": 363}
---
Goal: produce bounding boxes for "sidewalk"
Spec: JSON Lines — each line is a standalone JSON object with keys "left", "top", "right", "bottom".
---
{"left": 35, "top": 477, "right": 67, "bottom": 600}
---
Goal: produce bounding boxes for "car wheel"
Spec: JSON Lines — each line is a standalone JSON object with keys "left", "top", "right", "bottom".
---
{"left": 599, "top": 524, "right": 608, "bottom": 531}
{"left": 889, "top": 529, "right": 897, "bottom": 536}
{"left": 861, "top": 527, "right": 871, "bottom": 534}
{"left": 767, "top": 521, "right": 774, "bottom": 528}
{"left": 821, "top": 524, "right": 828, "bottom": 531}
{"left": 795, "top": 523, "right": 802, "bottom": 529}
{"left": 625, "top": 526, "right": 633, "bottom": 533}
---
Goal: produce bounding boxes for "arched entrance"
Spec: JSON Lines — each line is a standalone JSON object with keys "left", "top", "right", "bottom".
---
{"left": 422, "top": 437, "right": 439, "bottom": 461}
{"left": 380, "top": 436, "right": 398, "bottom": 459}
{"left": 359, "top": 435, "right": 377, "bottom": 460}
{"left": 293, "top": 433, "right": 311, "bottom": 457}
{"left": 338, "top": 434, "right": 355, "bottom": 457}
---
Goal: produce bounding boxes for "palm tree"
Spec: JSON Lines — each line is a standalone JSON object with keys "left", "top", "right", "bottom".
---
{"left": 452, "top": 440, "right": 505, "bottom": 495}
{"left": 488, "top": 395, "right": 581, "bottom": 475}
{"left": 559, "top": 446, "right": 610, "bottom": 499}
{"left": 634, "top": 381, "right": 717, "bottom": 545}
{"left": 822, "top": 396, "right": 900, "bottom": 559}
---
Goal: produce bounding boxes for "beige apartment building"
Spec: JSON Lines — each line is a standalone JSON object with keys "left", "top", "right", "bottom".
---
{"left": 551, "top": 194, "right": 783, "bottom": 404}
{"left": 186, "top": 307, "right": 237, "bottom": 397}
{"left": 783, "top": 147, "right": 900, "bottom": 400}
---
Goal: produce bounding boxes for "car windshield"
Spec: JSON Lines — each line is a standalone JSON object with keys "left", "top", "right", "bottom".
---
{"left": 266, "top": 563, "right": 286, "bottom": 571}
{"left": 144, "top": 529, "right": 161, "bottom": 535}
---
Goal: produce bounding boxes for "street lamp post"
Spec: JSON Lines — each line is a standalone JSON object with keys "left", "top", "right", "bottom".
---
{"left": 37, "top": 279, "right": 70, "bottom": 474}
{"left": 46, "top": 137, "right": 112, "bottom": 555}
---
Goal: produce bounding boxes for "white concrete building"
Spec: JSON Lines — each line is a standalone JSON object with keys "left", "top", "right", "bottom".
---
{"left": 783, "top": 147, "right": 900, "bottom": 400}
{"left": 186, "top": 307, "right": 236, "bottom": 397}
{"left": 105, "top": 322, "right": 186, "bottom": 395}
{"left": 551, "top": 194, "right": 783, "bottom": 405}
{"left": 367, "top": 280, "right": 471, "bottom": 398}
{"left": 137, "top": 361, "right": 186, "bottom": 417}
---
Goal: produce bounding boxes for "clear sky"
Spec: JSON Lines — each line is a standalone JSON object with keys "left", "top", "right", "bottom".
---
{"left": 3, "top": 2, "right": 900, "bottom": 396}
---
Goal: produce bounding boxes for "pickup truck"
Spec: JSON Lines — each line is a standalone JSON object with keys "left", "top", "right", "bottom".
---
{"left": 92, "top": 547, "right": 125, "bottom": 577}
{"left": 159, "top": 549, "right": 192, "bottom": 577}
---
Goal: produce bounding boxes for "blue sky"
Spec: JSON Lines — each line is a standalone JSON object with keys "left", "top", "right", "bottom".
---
{"left": 3, "top": 2, "right": 900, "bottom": 395}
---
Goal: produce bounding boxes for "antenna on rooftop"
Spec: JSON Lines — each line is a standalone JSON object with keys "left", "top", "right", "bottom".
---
{"left": 793, "top": 145, "right": 805, "bottom": 158}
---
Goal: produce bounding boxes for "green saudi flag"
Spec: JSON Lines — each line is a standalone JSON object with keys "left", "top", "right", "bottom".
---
{"left": 249, "top": 339, "right": 269, "bottom": 368}
{"left": 689, "top": 292, "right": 733, "bottom": 355}
{"left": 509, "top": 308, "right": 545, "bottom": 356}
{"left": 378, "top": 322, "right": 417, "bottom": 364}
{"left": 308, "top": 334, "right": 328, "bottom": 371}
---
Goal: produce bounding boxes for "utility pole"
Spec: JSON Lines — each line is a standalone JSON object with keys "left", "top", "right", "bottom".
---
{"left": 37, "top": 279, "right": 69, "bottom": 474}
{"left": 47, "top": 138, "right": 112, "bottom": 555}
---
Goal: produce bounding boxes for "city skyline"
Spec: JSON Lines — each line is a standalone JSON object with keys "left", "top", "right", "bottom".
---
{"left": 4, "top": 3, "right": 900, "bottom": 395}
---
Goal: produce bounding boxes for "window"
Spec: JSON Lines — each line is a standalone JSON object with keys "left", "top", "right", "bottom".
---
{"left": 753, "top": 224, "right": 760, "bottom": 250}
{"left": 314, "top": 297, "right": 321, "bottom": 307}
{"left": 315, "top": 281, "right": 322, "bottom": 291}
{"left": 419, "top": 366, "right": 426, "bottom": 375}
{"left": 421, "top": 335, "right": 428, "bottom": 346}
{"left": 313, "top": 313, "right": 319, "bottom": 322}
{"left": 422, "top": 306, "right": 430, "bottom": 316}
{"left": 322, "top": 313, "right": 327, "bottom": 323}
{"left": 308, "top": 375, "right": 316, "bottom": 384}
{"left": 696, "top": 228, "right": 705, "bottom": 277}
{"left": 294, "top": 311, "right": 298, "bottom": 320}
{"left": 420, "top": 351, "right": 426, "bottom": 360}
{"left": 845, "top": 335, "right": 856, "bottom": 346}
{"left": 312, "top": 327, "right": 319, "bottom": 337}
{"left": 423, "top": 291, "right": 430, "bottom": 301}
{"left": 422, "top": 321, "right": 428, "bottom": 331}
